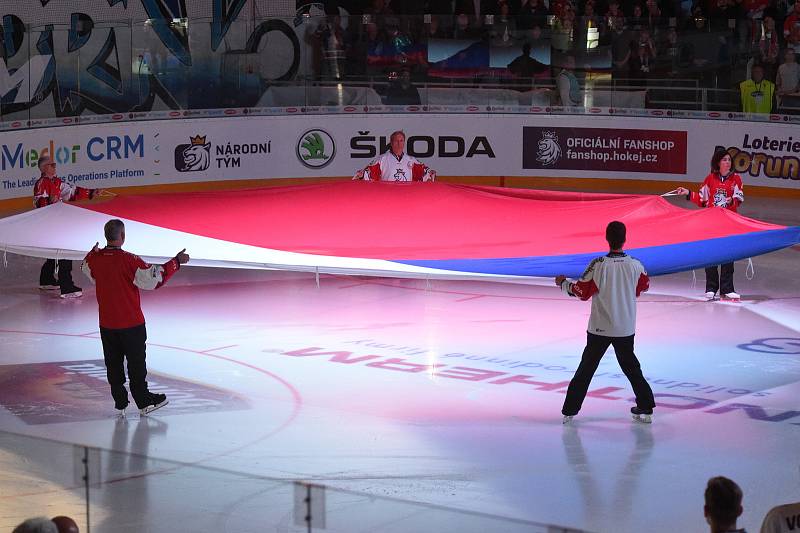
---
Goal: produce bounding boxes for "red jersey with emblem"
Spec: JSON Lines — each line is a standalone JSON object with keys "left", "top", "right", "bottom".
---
{"left": 81, "top": 248, "right": 180, "bottom": 329}
{"left": 363, "top": 151, "right": 434, "bottom": 181}
{"left": 689, "top": 172, "right": 744, "bottom": 212}
{"left": 33, "top": 175, "right": 95, "bottom": 208}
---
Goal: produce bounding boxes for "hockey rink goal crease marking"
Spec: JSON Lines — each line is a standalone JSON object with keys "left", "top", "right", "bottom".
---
{"left": 0, "top": 328, "right": 303, "bottom": 500}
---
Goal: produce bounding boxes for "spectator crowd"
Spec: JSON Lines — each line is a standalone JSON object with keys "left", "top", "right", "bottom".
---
{"left": 300, "top": 0, "right": 800, "bottom": 112}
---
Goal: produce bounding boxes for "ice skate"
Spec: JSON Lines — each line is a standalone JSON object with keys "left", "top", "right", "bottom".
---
{"left": 562, "top": 415, "right": 574, "bottom": 425}
{"left": 631, "top": 406, "right": 653, "bottom": 424}
{"left": 704, "top": 291, "right": 717, "bottom": 301}
{"left": 721, "top": 292, "right": 741, "bottom": 302}
{"left": 140, "top": 394, "right": 168, "bottom": 416}
{"left": 59, "top": 286, "right": 83, "bottom": 299}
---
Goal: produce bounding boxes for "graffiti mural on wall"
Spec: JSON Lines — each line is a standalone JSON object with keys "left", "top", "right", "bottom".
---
{"left": 0, "top": 0, "right": 302, "bottom": 118}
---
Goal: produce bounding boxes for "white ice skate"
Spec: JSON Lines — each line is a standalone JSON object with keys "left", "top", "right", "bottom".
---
{"left": 721, "top": 292, "right": 741, "bottom": 302}
{"left": 704, "top": 291, "right": 717, "bottom": 301}
{"left": 562, "top": 415, "right": 574, "bottom": 425}
{"left": 630, "top": 407, "right": 653, "bottom": 424}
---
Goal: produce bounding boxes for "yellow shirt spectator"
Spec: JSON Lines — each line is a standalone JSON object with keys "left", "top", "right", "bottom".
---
{"left": 740, "top": 66, "right": 775, "bottom": 113}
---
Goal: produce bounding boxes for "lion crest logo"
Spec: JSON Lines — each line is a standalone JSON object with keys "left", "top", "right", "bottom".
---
{"left": 713, "top": 188, "right": 730, "bottom": 208}
{"left": 175, "top": 135, "right": 211, "bottom": 172}
{"left": 536, "top": 131, "right": 562, "bottom": 166}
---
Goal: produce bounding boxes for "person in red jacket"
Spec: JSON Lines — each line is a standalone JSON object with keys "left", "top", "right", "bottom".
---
{"left": 33, "top": 156, "right": 102, "bottom": 298}
{"left": 81, "top": 219, "right": 189, "bottom": 416}
{"left": 676, "top": 148, "right": 744, "bottom": 301}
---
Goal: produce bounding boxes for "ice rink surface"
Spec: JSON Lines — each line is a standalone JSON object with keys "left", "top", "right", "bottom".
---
{"left": 1, "top": 195, "right": 799, "bottom": 532}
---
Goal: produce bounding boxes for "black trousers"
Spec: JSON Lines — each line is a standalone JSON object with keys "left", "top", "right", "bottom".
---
{"left": 705, "top": 262, "right": 735, "bottom": 294}
{"left": 40, "top": 259, "right": 75, "bottom": 291}
{"left": 100, "top": 324, "right": 152, "bottom": 409}
{"left": 562, "top": 332, "right": 655, "bottom": 416}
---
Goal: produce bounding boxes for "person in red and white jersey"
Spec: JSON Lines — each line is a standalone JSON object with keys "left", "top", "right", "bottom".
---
{"left": 556, "top": 221, "right": 655, "bottom": 423}
{"left": 353, "top": 130, "right": 436, "bottom": 182}
{"left": 33, "top": 156, "right": 100, "bottom": 208}
{"left": 676, "top": 148, "right": 744, "bottom": 301}
{"left": 81, "top": 219, "right": 189, "bottom": 416}
{"left": 33, "top": 155, "right": 104, "bottom": 299}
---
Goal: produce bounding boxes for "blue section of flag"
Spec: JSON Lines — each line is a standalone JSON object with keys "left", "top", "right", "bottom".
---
{"left": 393, "top": 227, "right": 800, "bottom": 278}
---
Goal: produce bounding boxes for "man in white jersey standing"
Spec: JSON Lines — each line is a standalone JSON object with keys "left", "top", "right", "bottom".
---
{"left": 353, "top": 130, "right": 437, "bottom": 182}
{"left": 556, "top": 221, "right": 656, "bottom": 424}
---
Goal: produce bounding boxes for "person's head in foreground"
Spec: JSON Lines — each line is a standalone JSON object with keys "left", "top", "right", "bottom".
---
{"left": 606, "top": 220, "right": 626, "bottom": 251}
{"left": 704, "top": 476, "right": 744, "bottom": 533}
{"left": 104, "top": 219, "right": 125, "bottom": 245}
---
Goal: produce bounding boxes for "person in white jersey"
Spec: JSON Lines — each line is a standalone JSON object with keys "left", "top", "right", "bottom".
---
{"left": 353, "top": 130, "right": 437, "bottom": 182}
{"left": 556, "top": 221, "right": 656, "bottom": 424}
{"left": 760, "top": 500, "right": 800, "bottom": 533}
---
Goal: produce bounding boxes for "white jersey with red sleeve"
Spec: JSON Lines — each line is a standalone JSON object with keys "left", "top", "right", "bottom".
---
{"left": 362, "top": 151, "right": 434, "bottom": 182}
{"left": 81, "top": 247, "right": 181, "bottom": 329}
{"left": 560, "top": 252, "right": 649, "bottom": 337}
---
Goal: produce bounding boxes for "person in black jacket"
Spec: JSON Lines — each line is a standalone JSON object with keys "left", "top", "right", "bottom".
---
{"left": 385, "top": 68, "right": 422, "bottom": 104}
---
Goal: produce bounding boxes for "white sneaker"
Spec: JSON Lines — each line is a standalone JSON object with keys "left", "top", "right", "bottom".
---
{"left": 704, "top": 291, "right": 716, "bottom": 301}
{"left": 722, "top": 292, "right": 741, "bottom": 300}
{"left": 562, "top": 415, "right": 574, "bottom": 425}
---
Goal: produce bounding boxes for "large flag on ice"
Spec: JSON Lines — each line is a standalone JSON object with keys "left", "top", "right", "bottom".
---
{"left": 0, "top": 181, "right": 797, "bottom": 280}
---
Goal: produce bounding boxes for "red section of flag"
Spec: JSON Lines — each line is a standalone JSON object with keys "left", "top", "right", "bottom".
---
{"left": 81, "top": 182, "right": 783, "bottom": 260}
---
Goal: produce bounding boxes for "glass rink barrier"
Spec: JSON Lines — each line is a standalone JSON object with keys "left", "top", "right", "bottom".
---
{"left": 0, "top": 429, "right": 587, "bottom": 533}
{"left": 1, "top": 11, "right": 797, "bottom": 128}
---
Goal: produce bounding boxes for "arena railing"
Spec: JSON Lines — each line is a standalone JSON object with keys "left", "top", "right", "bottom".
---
{"left": 0, "top": 429, "right": 589, "bottom": 532}
{"left": 1, "top": 13, "right": 797, "bottom": 128}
